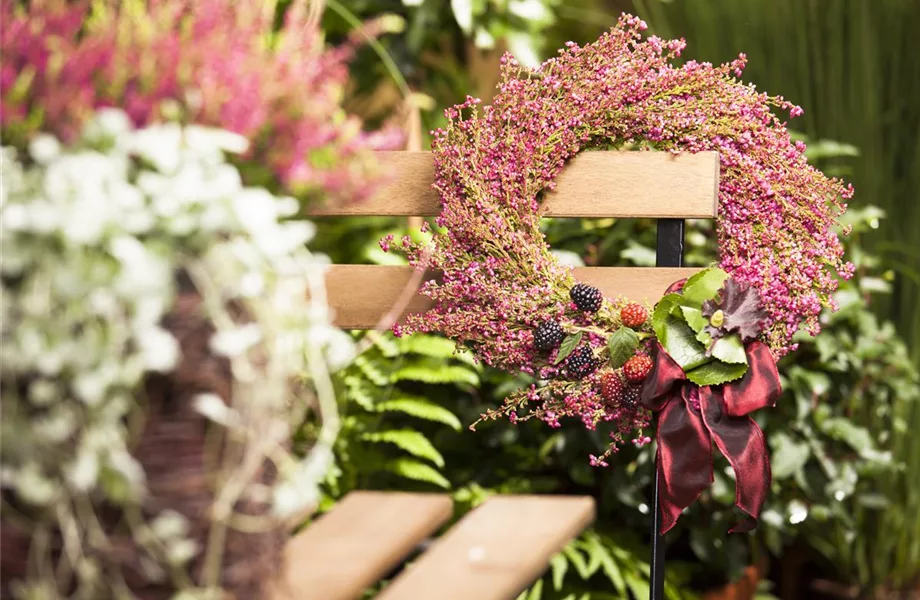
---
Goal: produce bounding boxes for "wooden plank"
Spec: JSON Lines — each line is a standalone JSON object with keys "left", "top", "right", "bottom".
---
{"left": 309, "top": 151, "right": 719, "bottom": 219}
{"left": 326, "top": 264, "right": 702, "bottom": 329}
{"left": 270, "top": 492, "right": 452, "bottom": 600}
{"left": 377, "top": 495, "right": 596, "bottom": 600}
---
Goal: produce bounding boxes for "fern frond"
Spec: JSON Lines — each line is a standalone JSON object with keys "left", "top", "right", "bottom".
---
{"left": 391, "top": 364, "right": 479, "bottom": 387}
{"left": 361, "top": 429, "right": 445, "bottom": 467}
{"left": 382, "top": 458, "right": 450, "bottom": 489}
{"left": 376, "top": 396, "right": 462, "bottom": 431}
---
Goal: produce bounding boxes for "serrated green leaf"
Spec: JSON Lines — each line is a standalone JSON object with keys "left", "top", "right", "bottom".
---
{"left": 550, "top": 553, "right": 568, "bottom": 591}
{"left": 710, "top": 333, "right": 748, "bottom": 364}
{"left": 607, "top": 326, "right": 639, "bottom": 369}
{"left": 383, "top": 458, "right": 450, "bottom": 489}
{"left": 659, "top": 315, "right": 711, "bottom": 371}
{"left": 696, "top": 328, "right": 713, "bottom": 347}
{"left": 680, "top": 305, "right": 708, "bottom": 333}
{"left": 391, "top": 364, "right": 479, "bottom": 387}
{"left": 681, "top": 267, "right": 730, "bottom": 306}
{"left": 685, "top": 360, "right": 748, "bottom": 386}
{"left": 375, "top": 397, "right": 462, "bottom": 431}
{"left": 652, "top": 293, "right": 683, "bottom": 340}
{"left": 361, "top": 429, "right": 445, "bottom": 467}
{"left": 343, "top": 374, "right": 375, "bottom": 411}
{"left": 554, "top": 331, "right": 583, "bottom": 365}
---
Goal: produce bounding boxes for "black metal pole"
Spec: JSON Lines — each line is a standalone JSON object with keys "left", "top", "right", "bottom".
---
{"left": 650, "top": 218, "right": 684, "bottom": 600}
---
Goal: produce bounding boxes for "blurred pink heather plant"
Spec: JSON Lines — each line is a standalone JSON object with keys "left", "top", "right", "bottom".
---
{"left": 0, "top": 0, "right": 402, "bottom": 203}
{"left": 387, "top": 14, "right": 852, "bottom": 454}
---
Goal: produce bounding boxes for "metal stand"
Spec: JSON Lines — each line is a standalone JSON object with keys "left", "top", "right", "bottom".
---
{"left": 650, "top": 219, "right": 685, "bottom": 600}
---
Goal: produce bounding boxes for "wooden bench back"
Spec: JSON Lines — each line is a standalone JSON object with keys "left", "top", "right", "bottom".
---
{"left": 274, "top": 151, "right": 720, "bottom": 600}
{"left": 315, "top": 151, "right": 719, "bottom": 329}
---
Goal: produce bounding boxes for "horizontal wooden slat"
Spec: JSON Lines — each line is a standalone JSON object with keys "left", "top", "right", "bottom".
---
{"left": 377, "top": 495, "right": 596, "bottom": 600}
{"left": 270, "top": 492, "right": 452, "bottom": 600}
{"left": 326, "top": 264, "right": 702, "bottom": 329}
{"left": 310, "top": 151, "right": 719, "bottom": 218}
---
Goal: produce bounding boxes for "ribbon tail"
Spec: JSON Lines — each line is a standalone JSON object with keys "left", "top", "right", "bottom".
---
{"left": 700, "top": 390, "right": 771, "bottom": 533}
{"left": 655, "top": 388, "right": 713, "bottom": 534}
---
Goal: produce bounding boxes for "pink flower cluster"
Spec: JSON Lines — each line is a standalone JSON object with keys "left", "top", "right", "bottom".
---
{"left": 391, "top": 14, "right": 852, "bottom": 452}
{"left": 0, "top": 0, "right": 402, "bottom": 203}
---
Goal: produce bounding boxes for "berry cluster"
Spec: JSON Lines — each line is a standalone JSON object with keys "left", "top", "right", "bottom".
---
{"left": 570, "top": 283, "right": 602, "bottom": 313}
{"left": 565, "top": 346, "right": 600, "bottom": 379}
{"left": 533, "top": 320, "right": 564, "bottom": 351}
{"left": 598, "top": 371, "right": 641, "bottom": 410}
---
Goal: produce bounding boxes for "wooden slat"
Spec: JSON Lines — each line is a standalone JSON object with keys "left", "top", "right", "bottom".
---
{"left": 270, "top": 492, "right": 452, "bottom": 600}
{"left": 310, "top": 151, "right": 719, "bottom": 218}
{"left": 326, "top": 264, "right": 702, "bottom": 329}
{"left": 377, "top": 495, "right": 596, "bottom": 600}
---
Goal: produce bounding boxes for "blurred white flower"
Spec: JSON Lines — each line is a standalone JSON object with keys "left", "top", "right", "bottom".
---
{"left": 28, "top": 134, "right": 61, "bottom": 164}
{"left": 209, "top": 323, "right": 262, "bottom": 357}
{"left": 137, "top": 327, "right": 180, "bottom": 372}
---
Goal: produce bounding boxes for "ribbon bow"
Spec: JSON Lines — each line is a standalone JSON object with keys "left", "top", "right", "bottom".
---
{"left": 640, "top": 281, "right": 782, "bottom": 534}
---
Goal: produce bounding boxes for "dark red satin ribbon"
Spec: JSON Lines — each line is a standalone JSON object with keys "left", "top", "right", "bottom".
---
{"left": 641, "top": 335, "right": 781, "bottom": 534}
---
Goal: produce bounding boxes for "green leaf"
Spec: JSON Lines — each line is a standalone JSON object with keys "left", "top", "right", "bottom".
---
{"left": 607, "top": 326, "right": 639, "bottom": 369}
{"left": 383, "top": 458, "right": 450, "bottom": 489}
{"left": 554, "top": 331, "right": 583, "bottom": 365}
{"left": 399, "top": 335, "right": 458, "bottom": 359}
{"left": 710, "top": 334, "right": 748, "bottom": 364}
{"left": 550, "top": 552, "right": 568, "bottom": 591}
{"left": 561, "top": 544, "right": 590, "bottom": 579}
{"left": 391, "top": 364, "right": 480, "bottom": 387}
{"left": 770, "top": 432, "right": 811, "bottom": 479}
{"left": 582, "top": 534, "right": 625, "bottom": 593}
{"left": 681, "top": 267, "right": 730, "bottom": 306}
{"left": 680, "top": 305, "right": 708, "bottom": 333}
{"left": 525, "top": 577, "right": 543, "bottom": 600}
{"left": 685, "top": 360, "right": 748, "bottom": 386}
{"left": 651, "top": 293, "right": 683, "bottom": 340}
{"left": 820, "top": 417, "right": 876, "bottom": 457}
{"left": 375, "top": 397, "right": 462, "bottom": 431}
{"left": 361, "top": 430, "right": 445, "bottom": 467}
{"left": 659, "top": 315, "right": 711, "bottom": 371}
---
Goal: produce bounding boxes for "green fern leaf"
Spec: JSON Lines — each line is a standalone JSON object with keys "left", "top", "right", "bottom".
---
{"left": 343, "top": 374, "right": 375, "bottom": 411}
{"left": 550, "top": 552, "right": 569, "bottom": 591}
{"left": 383, "top": 458, "right": 450, "bottom": 489}
{"left": 375, "top": 396, "right": 462, "bottom": 431}
{"left": 579, "top": 533, "right": 625, "bottom": 593}
{"left": 371, "top": 333, "right": 400, "bottom": 358}
{"left": 391, "top": 364, "right": 479, "bottom": 387}
{"left": 398, "top": 335, "right": 458, "bottom": 358}
{"left": 361, "top": 429, "right": 445, "bottom": 467}
{"left": 354, "top": 355, "right": 389, "bottom": 386}
{"left": 561, "top": 543, "right": 590, "bottom": 579}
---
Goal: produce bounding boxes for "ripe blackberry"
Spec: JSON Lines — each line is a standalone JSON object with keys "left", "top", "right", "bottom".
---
{"left": 621, "top": 384, "right": 641, "bottom": 410}
{"left": 565, "top": 346, "right": 599, "bottom": 379}
{"left": 533, "top": 320, "right": 564, "bottom": 351}
{"left": 620, "top": 303, "right": 649, "bottom": 329}
{"left": 623, "top": 353, "right": 654, "bottom": 383}
{"left": 569, "top": 283, "right": 603, "bottom": 313}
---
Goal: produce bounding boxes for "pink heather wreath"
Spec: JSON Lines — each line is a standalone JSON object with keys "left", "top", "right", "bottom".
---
{"left": 385, "top": 14, "right": 852, "bottom": 462}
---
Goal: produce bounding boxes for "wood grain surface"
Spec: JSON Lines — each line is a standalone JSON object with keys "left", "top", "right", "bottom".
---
{"left": 309, "top": 151, "right": 719, "bottom": 218}
{"left": 270, "top": 492, "right": 452, "bottom": 600}
{"left": 377, "top": 495, "right": 596, "bottom": 600}
{"left": 325, "top": 264, "right": 702, "bottom": 329}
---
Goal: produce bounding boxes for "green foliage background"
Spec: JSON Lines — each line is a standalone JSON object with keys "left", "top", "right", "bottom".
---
{"left": 307, "top": 1, "right": 920, "bottom": 597}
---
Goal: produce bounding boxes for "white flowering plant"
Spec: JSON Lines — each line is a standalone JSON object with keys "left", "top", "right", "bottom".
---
{"left": 0, "top": 109, "right": 349, "bottom": 597}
